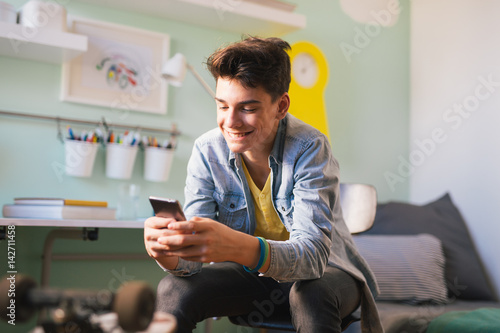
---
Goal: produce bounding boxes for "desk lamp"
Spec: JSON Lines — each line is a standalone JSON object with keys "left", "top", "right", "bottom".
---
{"left": 161, "top": 53, "right": 215, "bottom": 98}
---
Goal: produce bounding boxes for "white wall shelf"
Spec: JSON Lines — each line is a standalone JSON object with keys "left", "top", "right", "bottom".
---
{"left": 0, "top": 22, "right": 87, "bottom": 64}
{"left": 0, "top": 0, "right": 304, "bottom": 64}
{"left": 77, "top": 0, "right": 306, "bottom": 36}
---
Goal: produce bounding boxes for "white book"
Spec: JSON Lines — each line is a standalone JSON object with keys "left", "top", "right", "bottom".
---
{"left": 245, "top": 0, "right": 296, "bottom": 12}
{"left": 13, "top": 198, "right": 65, "bottom": 205}
{"left": 2, "top": 204, "right": 116, "bottom": 220}
{"left": 13, "top": 197, "right": 108, "bottom": 207}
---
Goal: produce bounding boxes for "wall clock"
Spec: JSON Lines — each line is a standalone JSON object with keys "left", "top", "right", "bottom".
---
{"left": 288, "top": 41, "right": 330, "bottom": 138}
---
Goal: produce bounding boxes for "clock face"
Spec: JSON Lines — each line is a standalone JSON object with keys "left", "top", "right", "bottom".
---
{"left": 292, "top": 52, "right": 319, "bottom": 88}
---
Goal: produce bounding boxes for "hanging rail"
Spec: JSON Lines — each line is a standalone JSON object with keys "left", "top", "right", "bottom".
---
{"left": 0, "top": 109, "right": 181, "bottom": 136}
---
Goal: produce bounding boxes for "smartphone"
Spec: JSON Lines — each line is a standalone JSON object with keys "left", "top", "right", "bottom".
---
{"left": 149, "top": 196, "right": 186, "bottom": 221}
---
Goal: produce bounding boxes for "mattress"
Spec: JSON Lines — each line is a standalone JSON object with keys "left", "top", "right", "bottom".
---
{"left": 343, "top": 300, "right": 500, "bottom": 333}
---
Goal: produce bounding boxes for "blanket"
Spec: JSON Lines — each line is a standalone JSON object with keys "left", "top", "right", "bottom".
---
{"left": 426, "top": 308, "right": 500, "bottom": 333}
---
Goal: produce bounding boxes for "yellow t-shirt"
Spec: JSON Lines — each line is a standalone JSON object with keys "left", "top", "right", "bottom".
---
{"left": 242, "top": 160, "right": 290, "bottom": 241}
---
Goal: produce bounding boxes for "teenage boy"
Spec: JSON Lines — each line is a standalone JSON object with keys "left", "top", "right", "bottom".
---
{"left": 144, "top": 37, "right": 382, "bottom": 333}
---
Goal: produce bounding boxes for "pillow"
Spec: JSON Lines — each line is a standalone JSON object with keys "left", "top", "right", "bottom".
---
{"left": 364, "top": 193, "right": 496, "bottom": 301}
{"left": 353, "top": 234, "right": 448, "bottom": 304}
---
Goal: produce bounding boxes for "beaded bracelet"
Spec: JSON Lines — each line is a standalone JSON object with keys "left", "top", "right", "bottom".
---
{"left": 244, "top": 237, "right": 269, "bottom": 273}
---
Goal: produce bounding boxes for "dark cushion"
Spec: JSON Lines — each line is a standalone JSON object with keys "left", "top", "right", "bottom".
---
{"left": 353, "top": 234, "right": 448, "bottom": 304}
{"left": 363, "top": 193, "right": 496, "bottom": 301}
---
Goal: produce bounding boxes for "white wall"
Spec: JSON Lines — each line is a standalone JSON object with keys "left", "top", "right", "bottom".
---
{"left": 410, "top": 0, "right": 500, "bottom": 298}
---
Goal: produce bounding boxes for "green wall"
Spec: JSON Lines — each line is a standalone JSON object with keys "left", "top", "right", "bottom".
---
{"left": 0, "top": 1, "right": 409, "bottom": 332}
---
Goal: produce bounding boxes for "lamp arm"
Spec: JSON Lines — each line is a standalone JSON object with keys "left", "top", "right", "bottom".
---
{"left": 186, "top": 63, "right": 216, "bottom": 98}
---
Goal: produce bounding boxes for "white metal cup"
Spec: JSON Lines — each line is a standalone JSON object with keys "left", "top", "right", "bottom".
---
{"left": 64, "top": 140, "right": 99, "bottom": 177}
{"left": 144, "top": 147, "right": 175, "bottom": 182}
{"left": 19, "top": 0, "right": 67, "bottom": 31}
{"left": 0, "top": 2, "right": 17, "bottom": 24}
{"left": 105, "top": 143, "right": 138, "bottom": 180}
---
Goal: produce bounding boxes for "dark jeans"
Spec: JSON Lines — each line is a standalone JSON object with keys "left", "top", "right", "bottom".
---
{"left": 156, "top": 262, "right": 361, "bottom": 333}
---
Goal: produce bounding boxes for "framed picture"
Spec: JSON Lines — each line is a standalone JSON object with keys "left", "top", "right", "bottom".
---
{"left": 61, "top": 17, "right": 170, "bottom": 114}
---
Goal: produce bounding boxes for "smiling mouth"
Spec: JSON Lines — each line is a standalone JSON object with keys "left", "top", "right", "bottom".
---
{"left": 226, "top": 130, "right": 252, "bottom": 139}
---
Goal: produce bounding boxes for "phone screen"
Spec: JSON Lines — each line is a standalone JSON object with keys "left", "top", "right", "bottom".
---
{"left": 149, "top": 196, "right": 186, "bottom": 221}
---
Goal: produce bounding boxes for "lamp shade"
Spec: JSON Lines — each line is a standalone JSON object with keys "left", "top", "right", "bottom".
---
{"left": 161, "top": 53, "right": 187, "bottom": 87}
{"left": 161, "top": 52, "right": 216, "bottom": 98}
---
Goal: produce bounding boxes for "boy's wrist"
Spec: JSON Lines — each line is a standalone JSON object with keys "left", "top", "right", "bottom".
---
{"left": 156, "top": 256, "right": 179, "bottom": 271}
{"left": 243, "top": 237, "right": 269, "bottom": 273}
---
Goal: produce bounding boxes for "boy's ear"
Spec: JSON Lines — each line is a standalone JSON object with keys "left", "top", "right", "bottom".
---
{"left": 277, "top": 93, "right": 290, "bottom": 120}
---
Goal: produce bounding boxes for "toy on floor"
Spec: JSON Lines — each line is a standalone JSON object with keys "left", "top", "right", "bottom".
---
{"left": 0, "top": 274, "right": 155, "bottom": 333}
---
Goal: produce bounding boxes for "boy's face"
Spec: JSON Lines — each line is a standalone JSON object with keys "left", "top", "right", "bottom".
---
{"left": 215, "top": 78, "right": 289, "bottom": 158}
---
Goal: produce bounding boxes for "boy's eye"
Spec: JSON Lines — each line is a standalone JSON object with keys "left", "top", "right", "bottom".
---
{"left": 242, "top": 108, "right": 256, "bottom": 112}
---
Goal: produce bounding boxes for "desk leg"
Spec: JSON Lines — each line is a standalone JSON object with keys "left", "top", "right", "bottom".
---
{"left": 41, "top": 228, "right": 98, "bottom": 287}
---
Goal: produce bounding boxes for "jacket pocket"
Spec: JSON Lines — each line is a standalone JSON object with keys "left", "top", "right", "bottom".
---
{"left": 275, "top": 196, "right": 294, "bottom": 231}
{"left": 214, "top": 191, "right": 248, "bottom": 231}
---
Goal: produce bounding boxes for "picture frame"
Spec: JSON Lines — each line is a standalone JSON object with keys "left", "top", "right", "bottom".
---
{"left": 61, "top": 17, "right": 170, "bottom": 114}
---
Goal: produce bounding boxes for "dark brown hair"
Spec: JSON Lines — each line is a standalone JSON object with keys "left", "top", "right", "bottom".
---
{"left": 206, "top": 36, "right": 291, "bottom": 101}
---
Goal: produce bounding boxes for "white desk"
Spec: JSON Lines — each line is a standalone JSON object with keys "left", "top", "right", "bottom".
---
{"left": 0, "top": 218, "right": 148, "bottom": 286}
{"left": 1, "top": 218, "right": 179, "bottom": 333}
{"left": 0, "top": 218, "right": 145, "bottom": 228}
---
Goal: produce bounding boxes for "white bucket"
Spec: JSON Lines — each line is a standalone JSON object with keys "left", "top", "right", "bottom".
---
{"left": 105, "top": 143, "right": 138, "bottom": 180}
{"left": 144, "top": 147, "right": 174, "bottom": 182}
{"left": 19, "top": 0, "right": 67, "bottom": 31}
{"left": 0, "top": 2, "right": 17, "bottom": 24}
{"left": 64, "top": 140, "right": 99, "bottom": 177}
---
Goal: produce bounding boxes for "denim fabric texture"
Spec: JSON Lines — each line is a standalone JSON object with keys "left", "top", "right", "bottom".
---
{"left": 164, "top": 114, "right": 383, "bottom": 332}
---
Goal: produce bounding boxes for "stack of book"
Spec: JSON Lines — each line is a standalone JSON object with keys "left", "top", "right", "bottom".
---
{"left": 2, "top": 198, "right": 116, "bottom": 220}
{"left": 246, "top": 0, "right": 296, "bottom": 12}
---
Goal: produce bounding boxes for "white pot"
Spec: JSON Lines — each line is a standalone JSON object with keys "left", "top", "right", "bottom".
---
{"left": 0, "top": 2, "right": 17, "bottom": 24}
{"left": 19, "top": 0, "right": 67, "bottom": 31}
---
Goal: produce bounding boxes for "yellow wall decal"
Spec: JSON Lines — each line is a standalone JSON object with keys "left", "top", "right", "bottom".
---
{"left": 288, "top": 41, "right": 330, "bottom": 139}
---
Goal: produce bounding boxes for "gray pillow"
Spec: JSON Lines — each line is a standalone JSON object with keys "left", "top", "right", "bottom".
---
{"left": 353, "top": 234, "right": 448, "bottom": 304}
{"left": 364, "top": 193, "right": 496, "bottom": 301}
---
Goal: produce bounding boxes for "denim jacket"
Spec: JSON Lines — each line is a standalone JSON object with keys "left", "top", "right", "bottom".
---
{"left": 169, "top": 114, "right": 383, "bottom": 332}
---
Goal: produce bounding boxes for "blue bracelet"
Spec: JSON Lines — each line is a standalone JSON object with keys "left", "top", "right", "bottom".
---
{"left": 244, "top": 237, "right": 267, "bottom": 273}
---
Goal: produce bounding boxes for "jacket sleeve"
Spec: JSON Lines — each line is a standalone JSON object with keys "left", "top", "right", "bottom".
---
{"left": 261, "top": 134, "right": 339, "bottom": 282}
{"left": 161, "top": 140, "right": 217, "bottom": 276}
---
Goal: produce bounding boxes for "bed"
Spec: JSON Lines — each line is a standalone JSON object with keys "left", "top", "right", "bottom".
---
{"left": 344, "top": 193, "right": 500, "bottom": 333}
